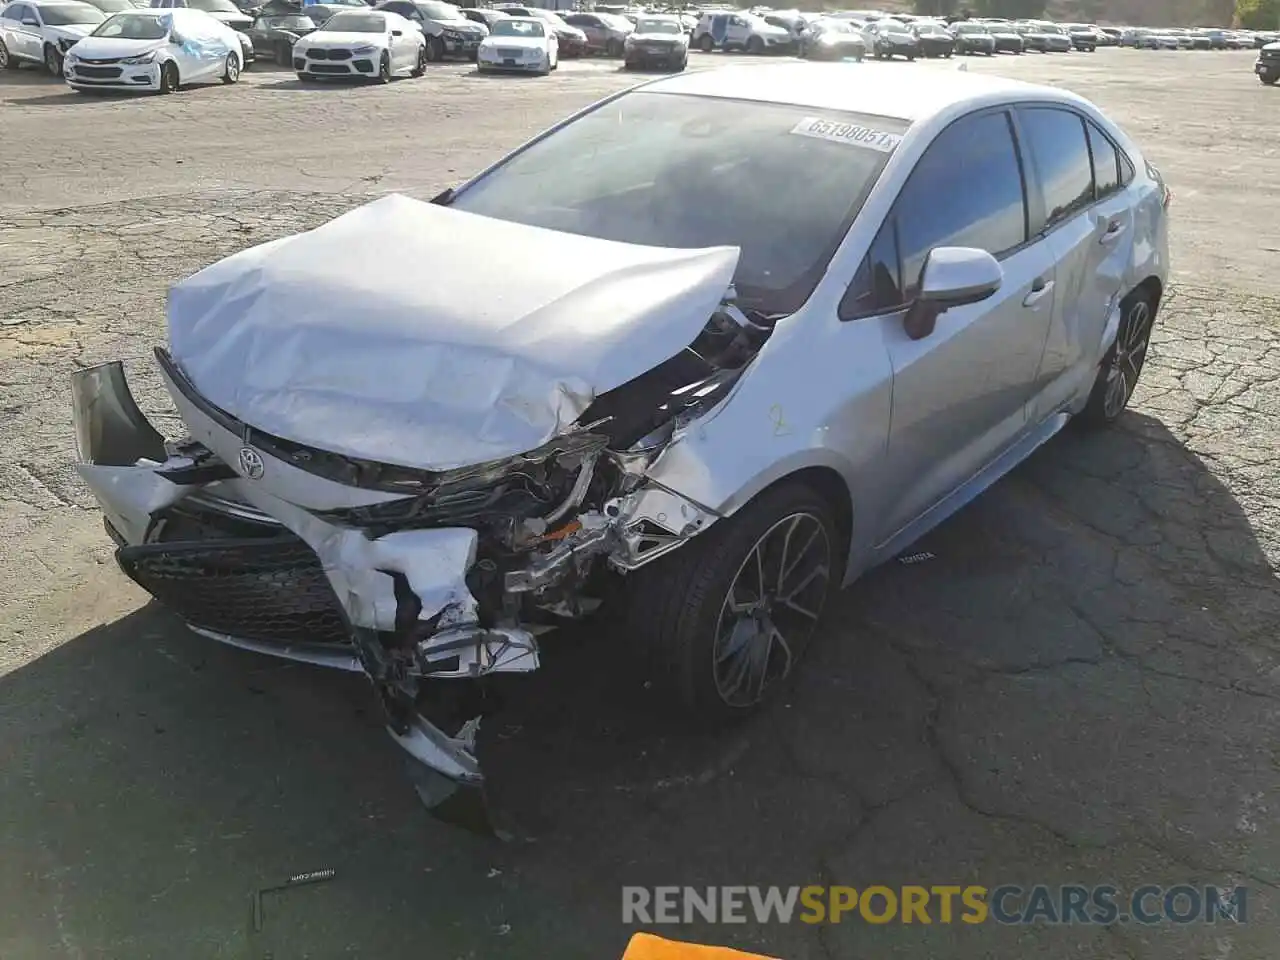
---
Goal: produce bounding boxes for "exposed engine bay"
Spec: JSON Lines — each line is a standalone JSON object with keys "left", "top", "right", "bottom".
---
{"left": 73, "top": 278, "right": 774, "bottom": 835}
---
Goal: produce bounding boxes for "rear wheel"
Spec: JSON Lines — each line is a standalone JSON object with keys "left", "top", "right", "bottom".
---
{"left": 627, "top": 483, "right": 840, "bottom": 725}
{"left": 1080, "top": 288, "right": 1157, "bottom": 426}
{"left": 698, "top": 33, "right": 714, "bottom": 52}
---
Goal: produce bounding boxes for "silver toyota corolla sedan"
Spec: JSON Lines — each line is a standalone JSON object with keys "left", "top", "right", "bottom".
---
{"left": 71, "top": 63, "right": 1169, "bottom": 832}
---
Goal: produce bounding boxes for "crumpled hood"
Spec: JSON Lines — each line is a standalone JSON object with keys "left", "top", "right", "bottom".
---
{"left": 166, "top": 194, "right": 739, "bottom": 472}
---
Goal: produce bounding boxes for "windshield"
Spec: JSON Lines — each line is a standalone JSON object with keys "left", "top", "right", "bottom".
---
{"left": 955, "top": 22, "right": 987, "bottom": 32}
{"left": 490, "top": 16, "right": 541, "bottom": 35}
{"left": 816, "top": 19, "right": 851, "bottom": 32}
{"left": 634, "top": 17, "right": 680, "bottom": 32}
{"left": 39, "top": 2, "right": 104, "bottom": 23}
{"left": 91, "top": 11, "right": 166, "bottom": 36}
{"left": 187, "top": 0, "right": 239, "bottom": 12}
{"left": 269, "top": 13, "right": 312, "bottom": 27}
{"left": 418, "top": 0, "right": 461, "bottom": 19}
{"left": 88, "top": 0, "right": 136, "bottom": 10}
{"left": 319, "top": 10, "right": 382, "bottom": 30}
{"left": 451, "top": 92, "right": 906, "bottom": 315}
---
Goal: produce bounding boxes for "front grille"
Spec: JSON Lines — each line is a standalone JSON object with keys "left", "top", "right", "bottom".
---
{"left": 308, "top": 47, "right": 328, "bottom": 59}
{"left": 1263, "top": 48, "right": 1280, "bottom": 59}
{"left": 76, "top": 65, "right": 122, "bottom": 78}
{"left": 117, "top": 535, "right": 350, "bottom": 647}
{"left": 328, "top": 47, "right": 351, "bottom": 59}
{"left": 78, "top": 55, "right": 121, "bottom": 64}
{"left": 310, "top": 62, "right": 351, "bottom": 73}
{"left": 496, "top": 46, "right": 523, "bottom": 58}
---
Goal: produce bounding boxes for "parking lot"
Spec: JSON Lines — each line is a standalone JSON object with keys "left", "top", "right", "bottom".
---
{"left": 2, "top": 44, "right": 1279, "bottom": 959}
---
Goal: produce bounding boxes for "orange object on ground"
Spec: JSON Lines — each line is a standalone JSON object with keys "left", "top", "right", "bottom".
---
{"left": 622, "top": 932, "right": 780, "bottom": 960}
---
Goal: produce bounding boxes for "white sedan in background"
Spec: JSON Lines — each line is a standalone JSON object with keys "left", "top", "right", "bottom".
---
{"left": 63, "top": 7, "right": 243, "bottom": 92}
{"left": 0, "top": 0, "right": 104, "bottom": 75}
{"left": 293, "top": 9, "right": 425, "bottom": 82}
{"left": 476, "top": 14, "right": 555, "bottom": 74}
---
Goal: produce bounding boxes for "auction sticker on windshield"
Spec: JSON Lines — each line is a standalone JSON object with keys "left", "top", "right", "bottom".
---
{"left": 790, "top": 117, "right": 903, "bottom": 152}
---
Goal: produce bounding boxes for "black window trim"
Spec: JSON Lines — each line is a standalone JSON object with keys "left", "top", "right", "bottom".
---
{"left": 840, "top": 104, "right": 1034, "bottom": 322}
{"left": 1012, "top": 102, "right": 1138, "bottom": 242}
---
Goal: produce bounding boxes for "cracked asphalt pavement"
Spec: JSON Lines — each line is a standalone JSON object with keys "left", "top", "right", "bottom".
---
{"left": 2, "top": 48, "right": 1278, "bottom": 960}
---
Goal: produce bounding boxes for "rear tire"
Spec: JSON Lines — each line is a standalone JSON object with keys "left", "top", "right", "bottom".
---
{"left": 698, "top": 33, "right": 714, "bottom": 52}
{"left": 627, "top": 482, "right": 840, "bottom": 726}
{"left": 1079, "top": 288, "right": 1157, "bottom": 427}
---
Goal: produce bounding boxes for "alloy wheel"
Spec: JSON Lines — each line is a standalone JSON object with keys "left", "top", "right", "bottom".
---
{"left": 1102, "top": 299, "right": 1153, "bottom": 418}
{"left": 0, "top": 42, "right": 9, "bottom": 68}
{"left": 712, "top": 512, "right": 831, "bottom": 708}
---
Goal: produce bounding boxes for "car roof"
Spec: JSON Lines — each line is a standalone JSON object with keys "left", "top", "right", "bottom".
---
{"left": 639, "top": 61, "right": 1070, "bottom": 122}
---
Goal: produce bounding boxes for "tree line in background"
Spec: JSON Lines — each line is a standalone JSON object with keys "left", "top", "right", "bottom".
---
{"left": 903, "top": 0, "right": 1274, "bottom": 27}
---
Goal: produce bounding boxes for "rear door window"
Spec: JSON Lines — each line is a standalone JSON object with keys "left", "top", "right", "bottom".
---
{"left": 1017, "top": 106, "right": 1095, "bottom": 232}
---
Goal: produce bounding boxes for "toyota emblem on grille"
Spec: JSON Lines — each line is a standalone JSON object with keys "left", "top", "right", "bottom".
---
{"left": 237, "top": 446, "right": 265, "bottom": 480}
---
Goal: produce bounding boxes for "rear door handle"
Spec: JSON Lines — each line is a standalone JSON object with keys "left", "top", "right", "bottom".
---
{"left": 1023, "top": 278, "right": 1054, "bottom": 307}
{"left": 1099, "top": 219, "right": 1127, "bottom": 245}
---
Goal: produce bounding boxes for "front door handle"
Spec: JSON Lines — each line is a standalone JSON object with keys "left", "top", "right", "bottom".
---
{"left": 1022, "top": 278, "right": 1054, "bottom": 308}
{"left": 1099, "top": 219, "right": 1127, "bottom": 245}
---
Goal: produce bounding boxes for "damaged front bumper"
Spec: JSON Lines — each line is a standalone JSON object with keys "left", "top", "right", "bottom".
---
{"left": 71, "top": 355, "right": 718, "bottom": 833}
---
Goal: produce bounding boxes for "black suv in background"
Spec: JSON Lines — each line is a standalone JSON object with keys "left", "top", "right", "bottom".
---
{"left": 1256, "top": 39, "right": 1280, "bottom": 84}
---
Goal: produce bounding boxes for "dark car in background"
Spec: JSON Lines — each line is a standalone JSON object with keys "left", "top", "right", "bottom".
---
{"left": 949, "top": 20, "right": 993, "bottom": 55}
{"left": 798, "top": 16, "right": 864, "bottom": 59}
{"left": 985, "top": 21, "right": 1024, "bottom": 52}
{"left": 376, "top": 0, "right": 487, "bottom": 60}
{"left": 622, "top": 13, "right": 685, "bottom": 69}
{"left": 562, "top": 9, "right": 630, "bottom": 55}
{"left": 244, "top": 8, "right": 313, "bottom": 60}
{"left": 460, "top": 5, "right": 502, "bottom": 29}
{"left": 911, "top": 18, "right": 953, "bottom": 56}
{"left": 1257, "top": 39, "right": 1280, "bottom": 84}
{"left": 1065, "top": 23, "right": 1097, "bottom": 50}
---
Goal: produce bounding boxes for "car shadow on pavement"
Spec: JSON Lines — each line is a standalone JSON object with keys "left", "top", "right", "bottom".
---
{"left": 1, "top": 412, "right": 1273, "bottom": 956}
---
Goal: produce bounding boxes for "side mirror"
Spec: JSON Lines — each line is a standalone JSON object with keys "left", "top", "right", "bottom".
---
{"left": 903, "top": 246, "right": 1002, "bottom": 340}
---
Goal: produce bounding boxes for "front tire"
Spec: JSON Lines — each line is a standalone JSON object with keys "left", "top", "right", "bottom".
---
{"left": 158, "top": 59, "right": 179, "bottom": 93}
{"left": 221, "top": 51, "right": 240, "bottom": 84}
{"left": 1080, "top": 288, "right": 1157, "bottom": 426}
{"left": 746, "top": 35, "right": 763, "bottom": 55}
{"left": 411, "top": 44, "right": 426, "bottom": 76}
{"left": 0, "top": 39, "right": 16, "bottom": 70}
{"left": 628, "top": 483, "right": 840, "bottom": 724}
{"left": 1260, "top": 72, "right": 1278, "bottom": 85}
{"left": 426, "top": 35, "right": 445, "bottom": 62}
{"left": 276, "top": 39, "right": 292, "bottom": 65}
{"left": 376, "top": 51, "right": 391, "bottom": 83}
{"left": 606, "top": 37, "right": 623, "bottom": 57}
{"left": 45, "top": 43, "right": 63, "bottom": 77}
